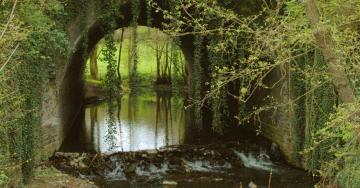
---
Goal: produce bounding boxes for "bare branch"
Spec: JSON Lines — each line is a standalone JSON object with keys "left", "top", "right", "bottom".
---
{"left": 0, "top": 43, "right": 19, "bottom": 74}
{"left": 0, "top": 0, "right": 18, "bottom": 41}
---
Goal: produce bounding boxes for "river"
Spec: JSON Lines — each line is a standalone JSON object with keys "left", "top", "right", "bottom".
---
{"left": 60, "top": 89, "right": 316, "bottom": 188}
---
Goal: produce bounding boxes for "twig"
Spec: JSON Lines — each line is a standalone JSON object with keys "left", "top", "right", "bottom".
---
{"left": 0, "top": 0, "right": 18, "bottom": 41}
{"left": 0, "top": 43, "right": 19, "bottom": 74}
{"left": 268, "top": 169, "right": 272, "bottom": 188}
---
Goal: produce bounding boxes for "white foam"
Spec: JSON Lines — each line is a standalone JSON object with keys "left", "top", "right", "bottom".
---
{"left": 233, "top": 150, "right": 276, "bottom": 171}
{"left": 135, "top": 163, "right": 169, "bottom": 177}
{"left": 106, "top": 161, "right": 127, "bottom": 181}
{"left": 184, "top": 160, "right": 232, "bottom": 172}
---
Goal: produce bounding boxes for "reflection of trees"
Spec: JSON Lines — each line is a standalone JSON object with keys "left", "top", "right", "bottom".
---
{"left": 178, "top": 102, "right": 185, "bottom": 143}
{"left": 155, "top": 93, "right": 173, "bottom": 147}
{"left": 128, "top": 93, "right": 138, "bottom": 151}
{"left": 155, "top": 94, "right": 160, "bottom": 149}
{"left": 85, "top": 91, "right": 187, "bottom": 152}
{"left": 90, "top": 107, "right": 98, "bottom": 151}
{"left": 116, "top": 97, "right": 123, "bottom": 151}
{"left": 106, "top": 99, "right": 118, "bottom": 152}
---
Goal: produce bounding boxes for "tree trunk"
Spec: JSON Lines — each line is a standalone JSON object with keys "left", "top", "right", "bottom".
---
{"left": 156, "top": 43, "right": 164, "bottom": 84}
{"left": 128, "top": 28, "right": 133, "bottom": 80}
{"left": 305, "top": 0, "right": 355, "bottom": 103}
{"left": 156, "top": 43, "right": 161, "bottom": 82}
{"left": 165, "top": 43, "right": 170, "bottom": 83}
{"left": 117, "top": 28, "right": 125, "bottom": 85}
{"left": 90, "top": 46, "right": 98, "bottom": 80}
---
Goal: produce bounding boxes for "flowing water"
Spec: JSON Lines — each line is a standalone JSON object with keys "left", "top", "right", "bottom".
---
{"left": 61, "top": 89, "right": 316, "bottom": 188}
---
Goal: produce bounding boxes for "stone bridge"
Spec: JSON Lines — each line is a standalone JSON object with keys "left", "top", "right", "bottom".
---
{"left": 39, "top": 0, "right": 299, "bottom": 167}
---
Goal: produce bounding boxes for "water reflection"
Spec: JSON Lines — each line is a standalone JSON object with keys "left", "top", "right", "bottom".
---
{"left": 82, "top": 91, "right": 186, "bottom": 153}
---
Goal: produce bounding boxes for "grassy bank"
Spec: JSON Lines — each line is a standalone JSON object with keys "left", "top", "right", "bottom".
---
{"left": 84, "top": 26, "right": 185, "bottom": 88}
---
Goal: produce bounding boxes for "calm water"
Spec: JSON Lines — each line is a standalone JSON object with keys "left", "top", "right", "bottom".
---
{"left": 61, "top": 90, "right": 199, "bottom": 153}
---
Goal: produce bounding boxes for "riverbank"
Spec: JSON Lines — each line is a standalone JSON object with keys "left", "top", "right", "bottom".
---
{"left": 27, "top": 166, "right": 97, "bottom": 188}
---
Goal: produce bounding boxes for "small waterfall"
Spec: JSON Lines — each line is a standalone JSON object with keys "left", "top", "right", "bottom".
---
{"left": 233, "top": 150, "right": 276, "bottom": 171}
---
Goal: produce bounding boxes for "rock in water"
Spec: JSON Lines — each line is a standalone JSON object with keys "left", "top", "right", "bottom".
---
{"left": 79, "top": 161, "right": 88, "bottom": 169}
{"left": 270, "top": 142, "right": 282, "bottom": 160}
{"left": 55, "top": 152, "right": 80, "bottom": 158}
{"left": 125, "top": 163, "right": 137, "bottom": 173}
{"left": 162, "top": 180, "right": 178, "bottom": 186}
{"left": 248, "top": 181, "right": 257, "bottom": 188}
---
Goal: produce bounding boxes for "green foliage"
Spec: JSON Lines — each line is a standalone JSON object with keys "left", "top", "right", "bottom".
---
{"left": 192, "top": 35, "right": 204, "bottom": 126}
{"left": 170, "top": 40, "right": 184, "bottom": 93}
{"left": 0, "top": 0, "right": 69, "bottom": 184}
{"left": 291, "top": 58, "right": 306, "bottom": 163}
{"left": 129, "top": 0, "right": 140, "bottom": 87}
{"left": 2, "top": 0, "right": 360, "bottom": 186}
{"left": 103, "top": 35, "right": 120, "bottom": 97}
{"left": 168, "top": 1, "right": 185, "bottom": 93}
{"left": 102, "top": 35, "right": 120, "bottom": 151}
{"left": 84, "top": 27, "right": 185, "bottom": 88}
{"left": 307, "top": 103, "right": 360, "bottom": 188}
{"left": 208, "top": 36, "right": 229, "bottom": 133}
{"left": 302, "top": 50, "right": 336, "bottom": 171}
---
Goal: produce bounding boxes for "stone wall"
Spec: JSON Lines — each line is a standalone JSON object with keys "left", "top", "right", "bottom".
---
{"left": 246, "top": 65, "right": 300, "bottom": 166}
{"left": 38, "top": 80, "right": 62, "bottom": 160}
{"left": 36, "top": 0, "right": 104, "bottom": 161}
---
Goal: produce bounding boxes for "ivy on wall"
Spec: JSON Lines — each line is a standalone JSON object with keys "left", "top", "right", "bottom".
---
{"left": 192, "top": 35, "right": 204, "bottom": 126}
{"left": 208, "top": 35, "right": 228, "bottom": 133}
{"left": 103, "top": 35, "right": 119, "bottom": 151}
{"left": 0, "top": 0, "right": 69, "bottom": 184}
{"left": 303, "top": 50, "right": 336, "bottom": 171}
{"left": 290, "top": 47, "right": 336, "bottom": 168}
{"left": 129, "top": 0, "right": 140, "bottom": 87}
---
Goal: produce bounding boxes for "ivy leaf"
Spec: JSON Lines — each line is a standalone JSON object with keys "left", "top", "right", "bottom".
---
{"left": 240, "top": 87, "right": 247, "bottom": 94}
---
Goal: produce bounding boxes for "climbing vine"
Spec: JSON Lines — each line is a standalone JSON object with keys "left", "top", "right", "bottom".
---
{"left": 208, "top": 35, "right": 229, "bottom": 133}
{"left": 102, "top": 35, "right": 119, "bottom": 151}
{"left": 290, "top": 53, "right": 307, "bottom": 164}
{"left": 192, "top": 35, "right": 204, "bottom": 126}
{"left": 129, "top": 0, "right": 140, "bottom": 87}
{"left": 302, "top": 50, "right": 334, "bottom": 170}
{"left": 168, "top": 0, "right": 184, "bottom": 94}
{"left": 146, "top": 0, "right": 153, "bottom": 28}
{"left": 0, "top": 0, "right": 69, "bottom": 184}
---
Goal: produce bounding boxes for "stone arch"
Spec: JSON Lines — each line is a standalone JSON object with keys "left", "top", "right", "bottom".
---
{"left": 37, "top": 0, "right": 300, "bottom": 166}
{"left": 59, "top": 0, "right": 195, "bottom": 136}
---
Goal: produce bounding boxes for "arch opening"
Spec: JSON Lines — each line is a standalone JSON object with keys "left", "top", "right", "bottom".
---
{"left": 59, "top": 0, "right": 196, "bottom": 140}
{"left": 84, "top": 26, "right": 187, "bottom": 93}
{"left": 59, "top": 0, "right": 281, "bottom": 156}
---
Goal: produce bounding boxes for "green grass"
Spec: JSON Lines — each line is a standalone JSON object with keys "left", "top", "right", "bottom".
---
{"left": 85, "top": 78, "right": 103, "bottom": 86}
{"left": 84, "top": 26, "right": 184, "bottom": 86}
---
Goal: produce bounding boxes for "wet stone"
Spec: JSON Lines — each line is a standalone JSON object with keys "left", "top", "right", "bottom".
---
{"left": 125, "top": 163, "right": 137, "bottom": 174}
{"left": 162, "top": 180, "right": 178, "bottom": 186}
{"left": 248, "top": 181, "right": 257, "bottom": 188}
{"left": 55, "top": 152, "right": 80, "bottom": 158}
{"left": 79, "top": 161, "right": 88, "bottom": 169}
